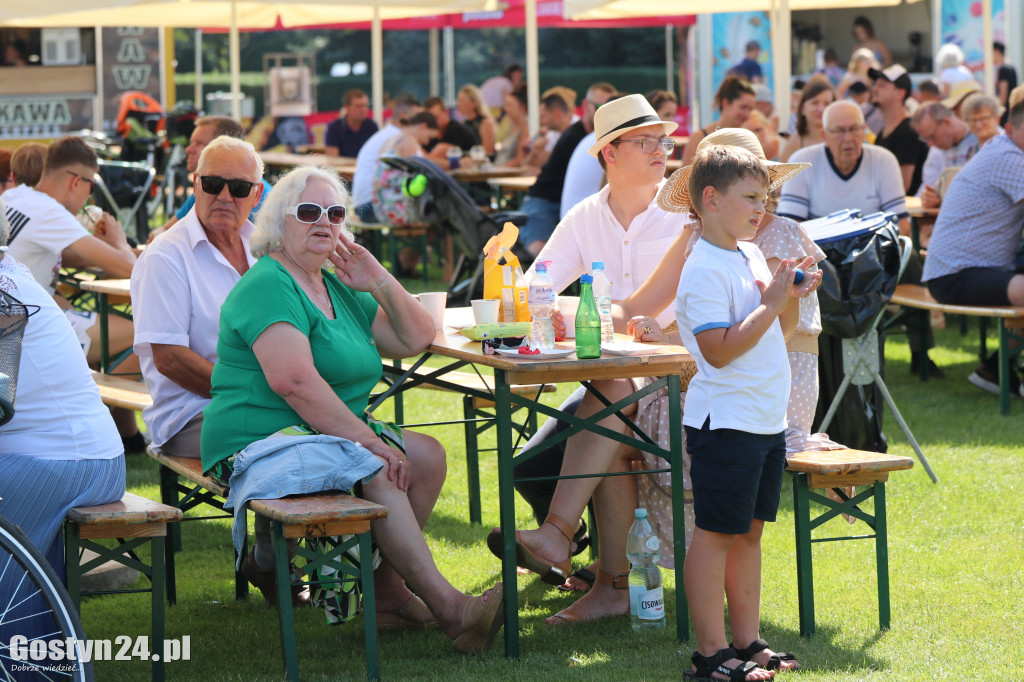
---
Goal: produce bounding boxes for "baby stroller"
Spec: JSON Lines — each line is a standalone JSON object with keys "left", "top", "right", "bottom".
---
{"left": 379, "top": 156, "right": 526, "bottom": 305}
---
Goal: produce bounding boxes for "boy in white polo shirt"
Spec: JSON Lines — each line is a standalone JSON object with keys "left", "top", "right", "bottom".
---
{"left": 667, "top": 145, "right": 818, "bottom": 681}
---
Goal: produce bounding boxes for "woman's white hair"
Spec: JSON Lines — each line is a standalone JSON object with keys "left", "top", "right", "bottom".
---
{"left": 249, "top": 165, "right": 348, "bottom": 258}
{"left": 936, "top": 43, "right": 965, "bottom": 70}
{"left": 962, "top": 92, "right": 1002, "bottom": 119}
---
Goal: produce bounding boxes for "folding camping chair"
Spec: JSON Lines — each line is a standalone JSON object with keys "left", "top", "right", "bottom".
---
{"left": 803, "top": 213, "right": 938, "bottom": 483}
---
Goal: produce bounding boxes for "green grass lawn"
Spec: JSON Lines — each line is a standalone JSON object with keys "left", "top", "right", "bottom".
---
{"left": 82, "top": 321, "right": 1024, "bottom": 680}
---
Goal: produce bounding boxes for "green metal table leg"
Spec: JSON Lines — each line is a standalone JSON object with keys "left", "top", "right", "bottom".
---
{"left": 359, "top": 531, "right": 381, "bottom": 680}
{"left": 236, "top": 508, "right": 249, "bottom": 601}
{"left": 64, "top": 523, "right": 82, "bottom": 611}
{"left": 98, "top": 292, "right": 110, "bottom": 373}
{"left": 463, "top": 395, "right": 482, "bottom": 525}
{"left": 493, "top": 370, "right": 520, "bottom": 658}
{"left": 999, "top": 320, "right": 1011, "bottom": 415}
{"left": 151, "top": 536, "right": 166, "bottom": 682}
{"left": 666, "top": 373, "right": 689, "bottom": 642}
{"left": 873, "top": 481, "right": 891, "bottom": 631}
{"left": 791, "top": 473, "right": 815, "bottom": 637}
{"left": 271, "top": 519, "right": 301, "bottom": 681}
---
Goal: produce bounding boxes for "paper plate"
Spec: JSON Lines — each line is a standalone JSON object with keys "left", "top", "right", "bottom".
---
{"left": 601, "top": 341, "right": 654, "bottom": 356}
{"left": 494, "top": 347, "right": 575, "bottom": 360}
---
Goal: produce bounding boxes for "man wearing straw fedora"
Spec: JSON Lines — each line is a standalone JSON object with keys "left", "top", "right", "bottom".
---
{"left": 492, "top": 94, "right": 692, "bottom": 622}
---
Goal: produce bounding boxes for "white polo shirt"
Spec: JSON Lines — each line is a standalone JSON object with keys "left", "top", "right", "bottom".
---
{"left": 3, "top": 184, "right": 90, "bottom": 294}
{"left": 776, "top": 143, "right": 908, "bottom": 220}
{"left": 560, "top": 131, "right": 605, "bottom": 218}
{"left": 527, "top": 180, "right": 691, "bottom": 327}
{"left": 352, "top": 123, "right": 401, "bottom": 207}
{"left": 130, "top": 209, "right": 256, "bottom": 449}
{"left": 676, "top": 239, "right": 789, "bottom": 435}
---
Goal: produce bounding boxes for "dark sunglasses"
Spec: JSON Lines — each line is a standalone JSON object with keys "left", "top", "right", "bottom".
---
{"left": 199, "top": 175, "right": 257, "bottom": 198}
{"left": 286, "top": 203, "right": 346, "bottom": 225}
{"left": 66, "top": 170, "right": 97, "bottom": 191}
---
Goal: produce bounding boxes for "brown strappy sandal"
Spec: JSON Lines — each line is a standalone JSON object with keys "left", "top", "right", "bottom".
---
{"left": 545, "top": 570, "right": 629, "bottom": 625}
{"left": 486, "top": 512, "right": 575, "bottom": 586}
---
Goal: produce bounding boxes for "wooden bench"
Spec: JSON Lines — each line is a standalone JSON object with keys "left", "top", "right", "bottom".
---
{"left": 890, "top": 284, "right": 1024, "bottom": 414}
{"left": 382, "top": 362, "right": 556, "bottom": 524}
{"left": 248, "top": 495, "right": 388, "bottom": 682}
{"left": 64, "top": 492, "right": 182, "bottom": 682}
{"left": 786, "top": 449, "right": 915, "bottom": 637}
{"left": 148, "top": 450, "right": 388, "bottom": 681}
{"left": 92, "top": 370, "right": 152, "bottom": 411}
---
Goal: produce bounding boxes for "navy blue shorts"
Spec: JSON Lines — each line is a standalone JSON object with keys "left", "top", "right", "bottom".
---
{"left": 685, "top": 418, "right": 787, "bottom": 535}
{"left": 926, "top": 268, "right": 1016, "bottom": 307}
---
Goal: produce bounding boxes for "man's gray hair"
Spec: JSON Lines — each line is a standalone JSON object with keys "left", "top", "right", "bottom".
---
{"left": 196, "top": 135, "right": 263, "bottom": 181}
{"left": 911, "top": 101, "right": 954, "bottom": 127}
{"left": 822, "top": 100, "right": 865, "bottom": 130}
{"left": 250, "top": 165, "right": 347, "bottom": 258}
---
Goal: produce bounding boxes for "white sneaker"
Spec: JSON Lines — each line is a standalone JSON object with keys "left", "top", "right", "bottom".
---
{"left": 967, "top": 369, "right": 1000, "bottom": 396}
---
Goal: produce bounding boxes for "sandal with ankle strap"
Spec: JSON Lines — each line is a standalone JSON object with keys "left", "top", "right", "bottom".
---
{"left": 683, "top": 647, "right": 770, "bottom": 681}
{"left": 732, "top": 638, "right": 799, "bottom": 672}
{"left": 545, "top": 570, "right": 629, "bottom": 625}
{"left": 486, "top": 512, "right": 575, "bottom": 586}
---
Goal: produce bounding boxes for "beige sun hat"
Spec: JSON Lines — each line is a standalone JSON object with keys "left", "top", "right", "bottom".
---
{"left": 656, "top": 127, "right": 810, "bottom": 213}
{"left": 588, "top": 93, "right": 678, "bottom": 158}
{"left": 942, "top": 79, "right": 981, "bottom": 110}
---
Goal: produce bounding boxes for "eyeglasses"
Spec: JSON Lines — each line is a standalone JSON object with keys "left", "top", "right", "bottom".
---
{"left": 66, "top": 170, "right": 97, "bottom": 191}
{"left": 825, "top": 125, "right": 866, "bottom": 137}
{"left": 612, "top": 137, "right": 676, "bottom": 154}
{"left": 968, "top": 114, "right": 995, "bottom": 125}
{"left": 285, "top": 203, "right": 346, "bottom": 225}
{"left": 199, "top": 175, "right": 257, "bottom": 199}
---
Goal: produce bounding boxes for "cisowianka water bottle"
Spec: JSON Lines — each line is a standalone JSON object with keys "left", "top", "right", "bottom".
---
{"left": 574, "top": 275, "right": 601, "bottom": 359}
{"left": 627, "top": 508, "right": 665, "bottom": 631}
{"left": 592, "top": 261, "right": 615, "bottom": 344}
{"left": 528, "top": 262, "right": 555, "bottom": 350}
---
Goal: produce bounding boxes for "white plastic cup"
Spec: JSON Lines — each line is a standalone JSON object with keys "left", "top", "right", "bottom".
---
{"left": 558, "top": 296, "right": 580, "bottom": 338}
{"left": 419, "top": 291, "right": 448, "bottom": 329}
{"left": 471, "top": 298, "right": 500, "bottom": 324}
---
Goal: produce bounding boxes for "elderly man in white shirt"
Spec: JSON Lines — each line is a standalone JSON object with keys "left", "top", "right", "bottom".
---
{"left": 491, "top": 94, "right": 690, "bottom": 625}
{"left": 130, "top": 136, "right": 264, "bottom": 458}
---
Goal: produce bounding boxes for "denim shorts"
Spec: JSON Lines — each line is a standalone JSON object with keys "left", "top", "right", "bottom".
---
{"left": 685, "top": 418, "right": 787, "bottom": 535}
{"left": 517, "top": 195, "right": 561, "bottom": 249}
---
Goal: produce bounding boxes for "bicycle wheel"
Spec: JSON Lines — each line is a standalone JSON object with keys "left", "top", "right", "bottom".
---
{"left": 0, "top": 515, "right": 94, "bottom": 682}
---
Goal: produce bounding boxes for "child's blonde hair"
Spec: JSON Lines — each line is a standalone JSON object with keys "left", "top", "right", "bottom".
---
{"left": 687, "top": 144, "right": 770, "bottom": 218}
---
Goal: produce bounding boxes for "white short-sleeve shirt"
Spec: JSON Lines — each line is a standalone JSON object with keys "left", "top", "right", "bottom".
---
{"left": 527, "top": 181, "right": 692, "bottom": 327}
{"left": 3, "top": 184, "right": 90, "bottom": 294}
{"left": 0, "top": 256, "right": 121, "bottom": 460}
{"left": 776, "top": 143, "right": 908, "bottom": 220}
{"left": 130, "top": 209, "right": 256, "bottom": 449}
{"left": 560, "top": 131, "right": 605, "bottom": 218}
{"left": 676, "top": 239, "right": 789, "bottom": 434}
{"left": 352, "top": 124, "right": 401, "bottom": 207}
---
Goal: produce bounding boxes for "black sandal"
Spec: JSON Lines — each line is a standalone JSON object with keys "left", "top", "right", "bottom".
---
{"left": 732, "top": 638, "right": 799, "bottom": 672}
{"left": 683, "top": 647, "right": 768, "bottom": 681}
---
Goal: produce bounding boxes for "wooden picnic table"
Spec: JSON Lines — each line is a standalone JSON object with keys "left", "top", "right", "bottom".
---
{"left": 449, "top": 165, "right": 526, "bottom": 183}
{"left": 368, "top": 306, "right": 695, "bottom": 658}
{"left": 259, "top": 151, "right": 357, "bottom": 180}
{"left": 77, "top": 277, "right": 132, "bottom": 374}
{"left": 905, "top": 195, "right": 939, "bottom": 251}
{"left": 487, "top": 175, "right": 536, "bottom": 193}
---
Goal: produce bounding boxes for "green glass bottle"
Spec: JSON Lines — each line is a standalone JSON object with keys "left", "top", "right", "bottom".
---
{"left": 575, "top": 274, "right": 602, "bottom": 359}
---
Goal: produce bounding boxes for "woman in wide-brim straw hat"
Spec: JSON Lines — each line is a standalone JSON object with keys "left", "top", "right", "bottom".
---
{"left": 612, "top": 128, "right": 840, "bottom": 576}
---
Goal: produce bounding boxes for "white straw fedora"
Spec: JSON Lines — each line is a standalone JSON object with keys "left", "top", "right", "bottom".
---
{"left": 656, "top": 127, "right": 810, "bottom": 213}
{"left": 588, "top": 93, "right": 678, "bottom": 158}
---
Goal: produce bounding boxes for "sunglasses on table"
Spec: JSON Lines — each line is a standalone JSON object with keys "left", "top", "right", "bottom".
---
{"left": 612, "top": 137, "right": 676, "bottom": 154}
{"left": 285, "top": 203, "right": 347, "bottom": 225}
{"left": 199, "top": 175, "right": 257, "bottom": 198}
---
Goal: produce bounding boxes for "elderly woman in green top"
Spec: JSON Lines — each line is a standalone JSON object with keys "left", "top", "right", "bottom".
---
{"left": 201, "top": 165, "right": 503, "bottom": 653}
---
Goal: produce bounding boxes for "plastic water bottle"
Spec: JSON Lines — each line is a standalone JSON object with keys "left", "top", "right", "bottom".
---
{"left": 627, "top": 508, "right": 665, "bottom": 631}
{"left": 574, "top": 275, "right": 601, "bottom": 359}
{"left": 592, "top": 261, "right": 615, "bottom": 344}
{"left": 528, "top": 262, "right": 555, "bottom": 350}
